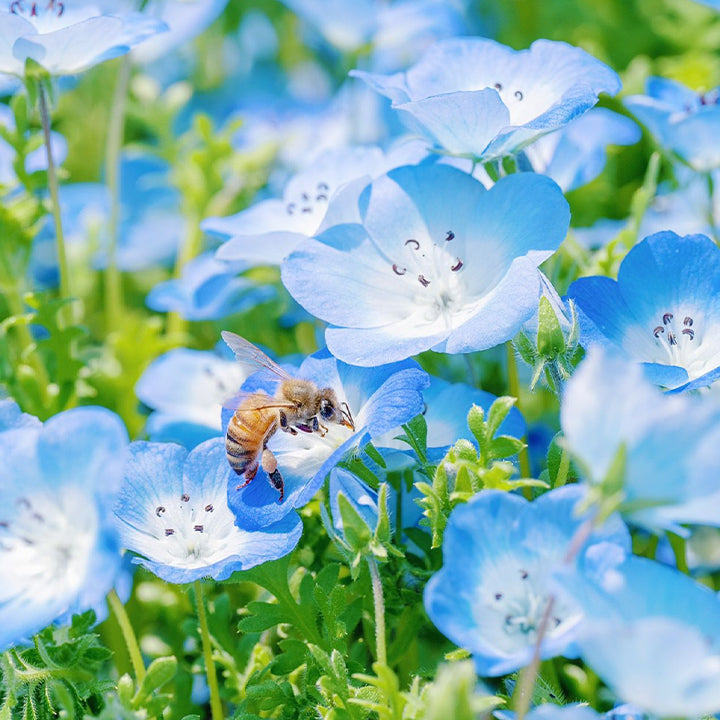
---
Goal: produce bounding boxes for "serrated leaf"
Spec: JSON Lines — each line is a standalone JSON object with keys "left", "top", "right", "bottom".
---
{"left": 238, "top": 601, "right": 288, "bottom": 632}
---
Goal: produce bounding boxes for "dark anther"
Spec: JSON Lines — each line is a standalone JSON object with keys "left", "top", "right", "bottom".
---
{"left": 418, "top": 274, "right": 431, "bottom": 287}
{"left": 205, "top": 504, "right": 214, "bottom": 512}
{"left": 520, "top": 570, "right": 529, "bottom": 580}
{"left": 32, "top": 512, "right": 44, "bottom": 523}
{"left": 165, "top": 528, "right": 175, "bottom": 536}
{"left": 494, "top": 82, "right": 503, "bottom": 90}
{"left": 0, "top": 521, "right": 8, "bottom": 528}
{"left": 505, "top": 615, "right": 513, "bottom": 626}
{"left": 316, "top": 193, "right": 328, "bottom": 201}
{"left": 451, "top": 258, "right": 463, "bottom": 272}
{"left": 684, "top": 316, "right": 694, "bottom": 327}
{"left": 405, "top": 238, "right": 420, "bottom": 249}
{"left": 30, "top": 2, "right": 37, "bottom": 15}
{"left": 317, "top": 182, "right": 329, "bottom": 191}
{"left": 156, "top": 506, "right": 166, "bottom": 517}
{"left": 17, "top": 498, "right": 30, "bottom": 510}
{"left": 515, "top": 90, "right": 524, "bottom": 101}
{"left": 494, "top": 592, "right": 503, "bottom": 601}
{"left": 668, "top": 331, "right": 678, "bottom": 346}
{"left": 445, "top": 230, "right": 455, "bottom": 241}
{"left": 554, "top": 617, "right": 562, "bottom": 627}
{"left": 683, "top": 328, "right": 695, "bottom": 340}
{"left": 9, "top": 1, "right": 23, "bottom": 13}
{"left": 653, "top": 326, "right": 664, "bottom": 338}
{"left": 301, "top": 192, "right": 310, "bottom": 201}
{"left": 301, "top": 206, "right": 312, "bottom": 213}
{"left": 392, "top": 263, "right": 406, "bottom": 275}
{"left": 181, "top": 493, "right": 190, "bottom": 502}
{"left": 663, "top": 312, "right": 674, "bottom": 325}
{"left": 194, "top": 525, "right": 204, "bottom": 533}
{"left": 286, "top": 202, "right": 296, "bottom": 215}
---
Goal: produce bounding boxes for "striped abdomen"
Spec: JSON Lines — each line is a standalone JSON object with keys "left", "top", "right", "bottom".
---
{"left": 225, "top": 397, "right": 278, "bottom": 476}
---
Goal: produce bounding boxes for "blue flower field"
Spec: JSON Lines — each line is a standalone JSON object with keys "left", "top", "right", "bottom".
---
{"left": 2, "top": 1, "right": 720, "bottom": 718}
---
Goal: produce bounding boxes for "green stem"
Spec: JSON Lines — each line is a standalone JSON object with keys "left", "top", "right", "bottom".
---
{"left": 506, "top": 342, "right": 532, "bottom": 484}
{"left": 107, "top": 589, "right": 145, "bottom": 684}
{"left": 166, "top": 220, "right": 202, "bottom": 338}
{"left": 667, "top": 532, "right": 689, "bottom": 574}
{"left": 38, "top": 82, "right": 70, "bottom": 303}
{"left": 367, "top": 557, "right": 387, "bottom": 667}
{"left": 104, "top": 57, "right": 131, "bottom": 332}
{"left": 194, "top": 581, "right": 223, "bottom": 720}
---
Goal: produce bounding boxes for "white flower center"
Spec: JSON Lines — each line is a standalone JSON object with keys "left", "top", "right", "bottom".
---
{"left": 646, "top": 310, "right": 720, "bottom": 379}
{"left": 477, "top": 561, "right": 579, "bottom": 655}
{"left": 283, "top": 180, "right": 332, "bottom": 235}
{"left": 0, "top": 486, "right": 97, "bottom": 605}
{"left": 388, "top": 231, "right": 469, "bottom": 330}
{"left": 151, "top": 490, "right": 239, "bottom": 567}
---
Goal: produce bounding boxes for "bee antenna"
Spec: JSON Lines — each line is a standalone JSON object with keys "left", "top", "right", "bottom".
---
{"left": 341, "top": 401, "right": 355, "bottom": 431}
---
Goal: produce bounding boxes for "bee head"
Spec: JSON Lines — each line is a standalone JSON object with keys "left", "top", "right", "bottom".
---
{"left": 319, "top": 390, "right": 355, "bottom": 431}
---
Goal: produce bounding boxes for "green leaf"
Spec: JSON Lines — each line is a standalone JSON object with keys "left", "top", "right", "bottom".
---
{"left": 466, "top": 404, "right": 486, "bottom": 448}
{"left": 134, "top": 656, "right": 177, "bottom": 705}
{"left": 513, "top": 330, "right": 538, "bottom": 366}
{"left": 536, "top": 296, "right": 566, "bottom": 359}
{"left": 489, "top": 435, "right": 526, "bottom": 460}
{"left": 337, "top": 492, "right": 373, "bottom": 552}
{"left": 486, "top": 396, "right": 518, "bottom": 440}
{"left": 238, "top": 601, "right": 289, "bottom": 633}
{"left": 396, "top": 415, "right": 428, "bottom": 462}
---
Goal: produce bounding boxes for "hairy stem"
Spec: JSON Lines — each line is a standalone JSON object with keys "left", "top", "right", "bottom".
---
{"left": 107, "top": 589, "right": 145, "bottom": 684}
{"left": 513, "top": 518, "right": 595, "bottom": 720}
{"left": 367, "top": 557, "right": 387, "bottom": 666}
{"left": 506, "top": 342, "right": 532, "bottom": 483}
{"left": 38, "top": 82, "right": 69, "bottom": 303}
{"left": 104, "top": 57, "right": 131, "bottom": 331}
{"left": 195, "top": 581, "right": 223, "bottom": 720}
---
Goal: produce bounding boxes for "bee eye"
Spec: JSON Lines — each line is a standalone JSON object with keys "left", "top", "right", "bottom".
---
{"left": 320, "top": 400, "right": 334, "bottom": 420}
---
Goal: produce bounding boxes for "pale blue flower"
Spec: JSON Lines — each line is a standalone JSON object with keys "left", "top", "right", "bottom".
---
{"left": 0, "top": 406, "right": 129, "bottom": 651}
{"left": 282, "top": 165, "right": 569, "bottom": 366}
{"left": 377, "top": 375, "right": 526, "bottom": 462}
{"left": 208, "top": 142, "right": 427, "bottom": 268}
{"left": 424, "top": 485, "right": 630, "bottom": 676}
{"left": 561, "top": 348, "right": 720, "bottom": 532}
{"left": 0, "top": 2, "right": 166, "bottom": 77}
{"left": 569, "top": 231, "right": 720, "bottom": 391}
{"left": 114, "top": 439, "right": 302, "bottom": 584}
{"left": 146, "top": 252, "right": 275, "bottom": 321}
{"left": 135, "top": 346, "right": 247, "bottom": 449}
{"left": 352, "top": 38, "right": 621, "bottom": 161}
{"left": 223, "top": 349, "right": 428, "bottom": 529}
{"left": 625, "top": 77, "right": 720, "bottom": 171}
{"left": 558, "top": 554, "right": 720, "bottom": 718}
{"left": 524, "top": 108, "right": 640, "bottom": 192}
{"left": 0, "top": 398, "right": 40, "bottom": 431}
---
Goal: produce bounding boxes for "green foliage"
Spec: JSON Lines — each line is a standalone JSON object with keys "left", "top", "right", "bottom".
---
{"left": 416, "top": 398, "right": 547, "bottom": 547}
{"left": 0, "top": 612, "right": 112, "bottom": 720}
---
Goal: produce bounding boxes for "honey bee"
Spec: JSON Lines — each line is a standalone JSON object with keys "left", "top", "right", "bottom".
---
{"left": 221, "top": 331, "right": 355, "bottom": 503}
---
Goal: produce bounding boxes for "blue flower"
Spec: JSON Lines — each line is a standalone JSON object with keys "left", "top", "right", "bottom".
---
{"left": 129, "top": 0, "right": 229, "bottom": 64}
{"left": 561, "top": 348, "right": 720, "bottom": 532}
{"left": 114, "top": 439, "right": 302, "bottom": 584}
{"left": 135, "top": 346, "right": 248, "bottom": 449}
{"left": 352, "top": 38, "right": 621, "bottom": 161}
{"left": 146, "top": 252, "right": 275, "bottom": 321}
{"left": 207, "top": 142, "right": 427, "bottom": 269}
{"left": 625, "top": 77, "right": 720, "bottom": 171}
{"left": 0, "top": 398, "right": 40, "bottom": 431}
{"left": 496, "top": 706, "right": 604, "bottom": 720}
{"left": 568, "top": 231, "right": 720, "bottom": 391}
{"left": 557, "top": 554, "right": 720, "bottom": 718}
{"left": 223, "top": 348, "right": 429, "bottom": 529}
{"left": 282, "top": 165, "right": 570, "bottom": 366}
{"left": 524, "top": 108, "right": 640, "bottom": 192}
{"left": 328, "top": 467, "right": 381, "bottom": 539}
{"left": 0, "top": 3, "right": 166, "bottom": 77}
{"left": 424, "top": 485, "right": 630, "bottom": 676}
{"left": 0, "top": 406, "right": 129, "bottom": 651}
{"left": 377, "top": 375, "right": 526, "bottom": 462}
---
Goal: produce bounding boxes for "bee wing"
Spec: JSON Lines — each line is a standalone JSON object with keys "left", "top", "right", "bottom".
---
{"left": 222, "top": 389, "right": 298, "bottom": 413}
{"left": 221, "top": 331, "right": 294, "bottom": 381}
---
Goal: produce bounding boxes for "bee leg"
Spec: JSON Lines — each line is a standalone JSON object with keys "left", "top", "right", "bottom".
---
{"left": 261, "top": 448, "right": 285, "bottom": 502}
{"left": 236, "top": 460, "right": 259, "bottom": 491}
{"left": 309, "top": 416, "right": 328, "bottom": 437}
{"left": 280, "top": 411, "right": 298, "bottom": 435}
